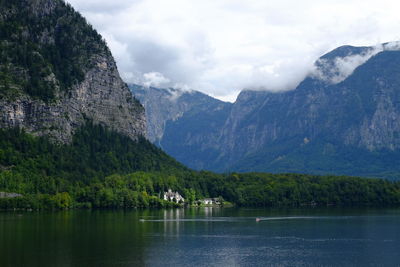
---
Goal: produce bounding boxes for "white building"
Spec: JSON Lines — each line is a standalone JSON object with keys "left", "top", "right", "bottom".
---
{"left": 163, "top": 189, "right": 185, "bottom": 203}
{"left": 0, "top": 192, "right": 22, "bottom": 198}
{"left": 200, "top": 198, "right": 221, "bottom": 205}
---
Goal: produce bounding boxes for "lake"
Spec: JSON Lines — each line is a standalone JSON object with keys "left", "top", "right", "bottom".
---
{"left": 1, "top": 208, "right": 400, "bottom": 266}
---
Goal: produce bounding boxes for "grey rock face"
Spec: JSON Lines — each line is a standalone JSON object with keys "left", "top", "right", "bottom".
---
{"left": 0, "top": 0, "right": 146, "bottom": 143}
{"left": 131, "top": 85, "right": 232, "bottom": 170}
{"left": 131, "top": 85, "right": 229, "bottom": 145}
{"left": 0, "top": 54, "right": 145, "bottom": 143}
{"left": 131, "top": 85, "right": 189, "bottom": 143}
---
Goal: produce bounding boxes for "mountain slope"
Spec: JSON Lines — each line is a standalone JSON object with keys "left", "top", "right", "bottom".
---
{"left": 131, "top": 85, "right": 231, "bottom": 145}
{"left": 2, "top": 0, "right": 400, "bottom": 212}
{"left": 0, "top": 0, "right": 187, "bottom": 178}
{"left": 228, "top": 47, "right": 400, "bottom": 178}
{"left": 0, "top": 0, "right": 145, "bottom": 142}
{"left": 0, "top": 0, "right": 188, "bottom": 209}
{"left": 135, "top": 44, "right": 400, "bottom": 179}
{"left": 131, "top": 85, "right": 232, "bottom": 169}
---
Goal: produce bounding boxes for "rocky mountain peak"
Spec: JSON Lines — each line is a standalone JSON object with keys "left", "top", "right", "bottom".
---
{"left": 0, "top": 0, "right": 145, "bottom": 143}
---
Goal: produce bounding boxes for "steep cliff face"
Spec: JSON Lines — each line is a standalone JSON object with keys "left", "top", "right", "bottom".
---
{"left": 345, "top": 51, "right": 400, "bottom": 150}
{"left": 216, "top": 47, "right": 400, "bottom": 176}
{"left": 131, "top": 85, "right": 197, "bottom": 144}
{"left": 0, "top": 0, "right": 145, "bottom": 142}
{"left": 136, "top": 44, "right": 400, "bottom": 178}
{"left": 131, "top": 85, "right": 230, "bottom": 142}
{"left": 131, "top": 85, "right": 232, "bottom": 169}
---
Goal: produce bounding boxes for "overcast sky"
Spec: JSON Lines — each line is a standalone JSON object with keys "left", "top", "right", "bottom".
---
{"left": 66, "top": 0, "right": 400, "bottom": 102}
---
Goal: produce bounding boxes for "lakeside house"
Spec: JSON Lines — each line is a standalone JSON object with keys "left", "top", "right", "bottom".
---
{"left": 0, "top": 192, "right": 22, "bottom": 198}
{"left": 163, "top": 189, "right": 185, "bottom": 203}
{"left": 200, "top": 198, "right": 221, "bottom": 205}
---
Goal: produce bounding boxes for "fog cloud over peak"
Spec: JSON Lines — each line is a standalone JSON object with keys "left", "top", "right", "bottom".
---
{"left": 143, "top": 72, "right": 170, "bottom": 87}
{"left": 66, "top": 0, "right": 400, "bottom": 102}
{"left": 311, "top": 47, "right": 381, "bottom": 84}
{"left": 311, "top": 41, "right": 400, "bottom": 84}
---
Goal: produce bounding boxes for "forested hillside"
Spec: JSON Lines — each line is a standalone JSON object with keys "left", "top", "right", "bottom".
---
{"left": 0, "top": 0, "right": 146, "bottom": 143}
{"left": 1, "top": 0, "right": 400, "bottom": 210}
{"left": 0, "top": 123, "right": 187, "bottom": 209}
{"left": 1, "top": 125, "right": 400, "bottom": 210}
{"left": 0, "top": 0, "right": 105, "bottom": 101}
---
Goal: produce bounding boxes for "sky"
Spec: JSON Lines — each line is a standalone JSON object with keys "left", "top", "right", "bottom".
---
{"left": 66, "top": 0, "right": 400, "bottom": 102}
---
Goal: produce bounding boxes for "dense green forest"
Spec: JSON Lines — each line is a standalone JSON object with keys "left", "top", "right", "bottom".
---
{"left": 1, "top": 124, "right": 400, "bottom": 210}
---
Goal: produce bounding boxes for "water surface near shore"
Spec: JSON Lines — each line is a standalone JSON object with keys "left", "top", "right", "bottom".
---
{"left": 1, "top": 207, "right": 400, "bottom": 266}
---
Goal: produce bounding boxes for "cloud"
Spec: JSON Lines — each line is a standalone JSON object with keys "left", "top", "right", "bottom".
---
{"left": 311, "top": 42, "right": 400, "bottom": 84}
{"left": 66, "top": 0, "right": 137, "bottom": 14}
{"left": 311, "top": 47, "right": 382, "bottom": 84}
{"left": 383, "top": 41, "right": 400, "bottom": 50}
{"left": 66, "top": 0, "right": 400, "bottom": 102}
{"left": 143, "top": 72, "right": 170, "bottom": 87}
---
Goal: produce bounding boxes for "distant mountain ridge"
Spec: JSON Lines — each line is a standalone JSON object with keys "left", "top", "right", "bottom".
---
{"left": 132, "top": 43, "right": 400, "bottom": 179}
{"left": 131, "top": 84, "right": 232, "bottom": 146}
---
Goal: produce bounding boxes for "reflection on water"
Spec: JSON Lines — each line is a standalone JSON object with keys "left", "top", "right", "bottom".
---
{"left": 0, "top": 211, "right": 151, "bottom": 266}
{"left": 1, "top": 208, "right": 400, "bottom": 266}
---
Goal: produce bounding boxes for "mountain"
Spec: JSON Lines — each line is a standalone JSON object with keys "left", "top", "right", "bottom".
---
{"left": 133, "top": 44, "right": 400, "bottom": 179}
{"left": 131, "top": 85, "right": 232, "bottom": 169}
{"left": 0, "top": 0, "right": 399, "bottom": 211}
{"left": 0, "top": 0, "right": 187, "bottom": 200}
{"left": 0, "top": 0, "right": 145, "bottom": 143}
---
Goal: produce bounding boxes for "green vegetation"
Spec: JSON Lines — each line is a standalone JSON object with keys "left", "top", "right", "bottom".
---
{"left": 0, "top": 0, "right": 399, "bottom": 212}
{"left": 0, "top": 122, "right": 185, "bottom": 184}
{"left": 1, "top": 124, "right": 400, "bottom": 210}
{"left": 234, "top": 140, "right": 400, "bottom": 181}
{"left": 0, "top": 0, "right": 107, "bottom": 101}
{"left": 0, "top": 122, "right": 185, "bottom": 210}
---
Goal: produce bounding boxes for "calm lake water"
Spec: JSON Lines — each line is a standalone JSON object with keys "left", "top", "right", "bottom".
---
{"left": 1, "top": 208, "right": 400, "bottom": 267}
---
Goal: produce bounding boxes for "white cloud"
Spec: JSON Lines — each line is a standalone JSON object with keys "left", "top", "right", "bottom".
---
{"left": 143, "top": 72, "right": 170, "bottom": 87}
{"left": 384, "top": 41, "right": 400, "bottom": 50}
{"left": 66, "top": 0, "right": 400, "bottom": 102}
{"left": 311, "top": 46, "right": 381, "bottom": 84}
{"left": 311, "top": 42, "right": 400, "bottom": 84}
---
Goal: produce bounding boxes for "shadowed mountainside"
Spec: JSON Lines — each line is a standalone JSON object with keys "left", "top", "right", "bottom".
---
{"left": 132, "top": 44, "right": 400, "bottom": 179}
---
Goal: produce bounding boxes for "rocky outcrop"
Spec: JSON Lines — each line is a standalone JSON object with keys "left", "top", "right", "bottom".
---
{"left": 0, "top": 54, "right": 145, "bottom": 143}
{"left": 0, "top": 0, "right": 145, "bottom": 143}
{"left": 131, "top": 85, "right": 229, "bottom": 145}
{"left": 131, "top": 85, "right": 191, "bottom": 143}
